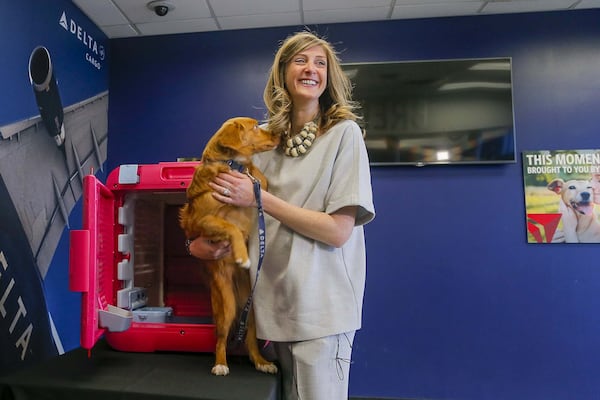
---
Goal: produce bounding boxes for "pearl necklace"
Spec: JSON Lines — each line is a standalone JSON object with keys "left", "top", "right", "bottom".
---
{"left": 284, "top": 120, "right": 318, "bottom": 157}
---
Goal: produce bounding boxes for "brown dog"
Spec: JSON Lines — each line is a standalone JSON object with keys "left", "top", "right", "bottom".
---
{"left": 179, "top": 117, "right": 279, "bottom": 376}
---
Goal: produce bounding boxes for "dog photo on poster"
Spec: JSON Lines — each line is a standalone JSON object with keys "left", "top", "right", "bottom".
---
{"left": 523, "top": 150, "right": 600, "bottom": 243}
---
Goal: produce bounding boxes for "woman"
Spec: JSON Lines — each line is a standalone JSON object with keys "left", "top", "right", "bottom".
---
{"left": 189, "top": 30, "right": 375, "bottom": 399}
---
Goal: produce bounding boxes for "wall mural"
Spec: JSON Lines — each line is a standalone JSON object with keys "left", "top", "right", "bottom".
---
{"left": 0, "top": 0, "right": 108, "bottom": 373}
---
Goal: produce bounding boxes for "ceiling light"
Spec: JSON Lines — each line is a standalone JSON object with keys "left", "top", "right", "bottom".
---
{"left": 436, "top": 150, "right": 450, "bottom": 161}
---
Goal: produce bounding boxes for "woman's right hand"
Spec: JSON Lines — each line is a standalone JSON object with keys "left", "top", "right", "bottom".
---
{"left": 188, "top": 237, "right": 231, "bottom": 260}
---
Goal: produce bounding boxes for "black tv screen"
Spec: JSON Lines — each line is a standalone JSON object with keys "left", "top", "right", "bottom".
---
{"left": 342, "top": 57, "right": 516, "bottom": 166}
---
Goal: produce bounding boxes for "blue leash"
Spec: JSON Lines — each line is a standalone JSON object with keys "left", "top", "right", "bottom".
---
{"left": 234, "top": 173, "right": 265, "bottom": 343}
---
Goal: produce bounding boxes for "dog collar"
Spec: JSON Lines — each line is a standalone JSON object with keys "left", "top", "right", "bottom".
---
{"left": 225, "top": 159, "right": 245, "bottom": 173}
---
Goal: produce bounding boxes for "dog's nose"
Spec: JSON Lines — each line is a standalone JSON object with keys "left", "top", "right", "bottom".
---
{"left": 582, "top": 192, "right": 591, "bottom": 201}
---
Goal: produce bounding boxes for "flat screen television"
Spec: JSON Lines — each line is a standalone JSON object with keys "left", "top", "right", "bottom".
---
{"left": 342, "top": 57, "right": 516, "bottom": 166}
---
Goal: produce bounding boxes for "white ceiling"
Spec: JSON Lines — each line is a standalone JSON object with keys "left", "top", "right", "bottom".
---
{"left": 72, "top": 0, "right": 600, "bottom": 39}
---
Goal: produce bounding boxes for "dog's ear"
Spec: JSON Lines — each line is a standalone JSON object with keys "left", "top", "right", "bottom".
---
{"left": 202, "top": 120, "right": 243, "bottom": 160}
{"left": 547, "top": 178, "right": 565, "bottom": 194}
{"left": 217, "top": 120, "right": 245, "bottom": 151}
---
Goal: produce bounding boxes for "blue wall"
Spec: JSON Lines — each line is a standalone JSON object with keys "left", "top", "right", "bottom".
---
{"left": 108, "top": 10, "right": 600, "bottom": 400}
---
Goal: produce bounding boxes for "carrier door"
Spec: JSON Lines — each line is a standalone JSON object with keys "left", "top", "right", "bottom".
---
{"left": 69, "top": 174, "right": 131, "bottom": 350}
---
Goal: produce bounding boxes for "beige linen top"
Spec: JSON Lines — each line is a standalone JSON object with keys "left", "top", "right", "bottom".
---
{"left": 249, "top": 119, "right": 375, "bottom": 342}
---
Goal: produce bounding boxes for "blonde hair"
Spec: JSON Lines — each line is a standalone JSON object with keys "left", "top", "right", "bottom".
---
{"left": 263, "top": 30, "right": 361, "bottom": 135}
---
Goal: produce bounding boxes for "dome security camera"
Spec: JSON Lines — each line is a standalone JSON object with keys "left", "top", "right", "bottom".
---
{"left": 147, "top": 1, "right": 174, "bottom": 17}
{"left": 154, "top": 5, "right": 169, "bottom": 16}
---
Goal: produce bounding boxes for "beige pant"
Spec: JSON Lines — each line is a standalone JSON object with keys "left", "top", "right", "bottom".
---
{"left": 272, "top": 331, "right": 355, "bottom": 400}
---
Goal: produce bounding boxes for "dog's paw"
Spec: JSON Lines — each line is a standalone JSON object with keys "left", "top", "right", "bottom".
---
{"left": 256, "top": 362, "right": 278, "bottom": 374}
{"left": 236, "top": 258, "right": 251, "bottom": 269}
{"left": 211, "top": 364, "right": 230, "bottom": 376}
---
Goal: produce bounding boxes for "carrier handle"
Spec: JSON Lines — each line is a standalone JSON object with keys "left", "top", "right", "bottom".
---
{"left": 69, "top": 230, "right": 90, "bottom": 292}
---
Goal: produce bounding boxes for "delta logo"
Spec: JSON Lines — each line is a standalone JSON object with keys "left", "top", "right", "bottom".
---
{"left": 527, "top": 213, "right": 562, "bottom": 243}
{"left": 59, "top": 11, "right": 105, "bottom": 61}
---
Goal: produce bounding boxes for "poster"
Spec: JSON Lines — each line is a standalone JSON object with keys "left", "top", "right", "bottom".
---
{"left": 523, "top": 150, "right": 600, "bottom": 243}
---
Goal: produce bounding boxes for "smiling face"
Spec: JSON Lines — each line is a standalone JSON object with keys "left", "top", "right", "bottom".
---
{"left": 284, "top": 45, "right": 328, "bottom": 108}
{"left": 548, "top": 178, "right": 596, "bottom": 216}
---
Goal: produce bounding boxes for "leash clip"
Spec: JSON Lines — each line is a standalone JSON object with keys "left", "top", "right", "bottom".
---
{"left": 245, "top": 169, "right": 258, "bottom": 183}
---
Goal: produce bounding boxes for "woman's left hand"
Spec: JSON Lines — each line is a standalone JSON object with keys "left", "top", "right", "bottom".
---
{"left": 210, "top": 170, "right": 257, "bottom": 207}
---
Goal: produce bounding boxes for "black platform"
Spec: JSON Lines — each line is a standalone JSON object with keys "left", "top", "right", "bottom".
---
{"left": 0, "top": 340, "right": 280, "bottom": 400}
